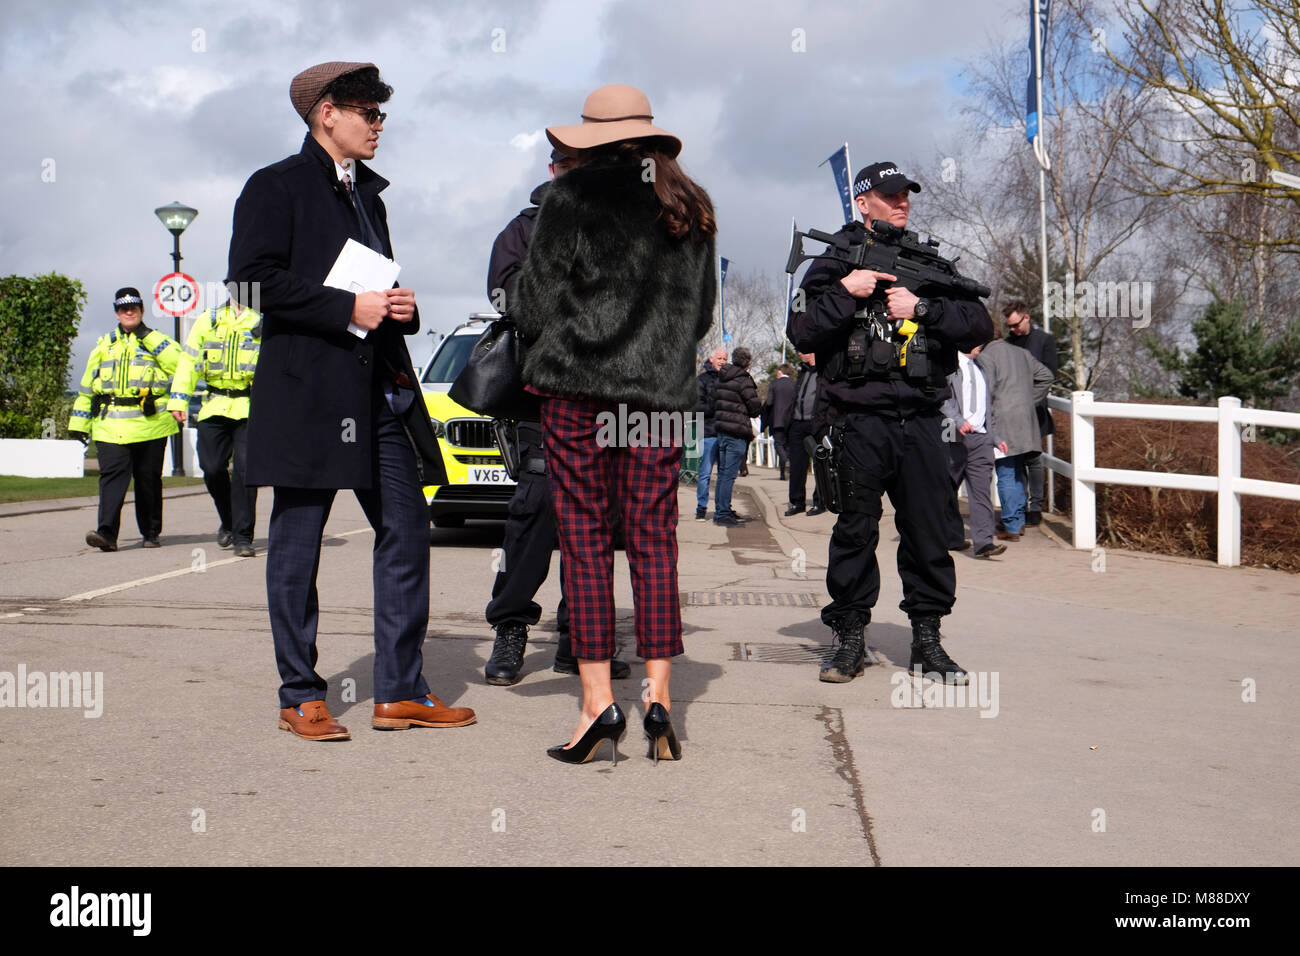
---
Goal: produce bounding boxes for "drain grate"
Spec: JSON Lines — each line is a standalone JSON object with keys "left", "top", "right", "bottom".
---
{"left": 683, "top": 591, "right": 820, "bottom": 607}
{"left": 736, "top": 642, "right": 882, "bottom": 665}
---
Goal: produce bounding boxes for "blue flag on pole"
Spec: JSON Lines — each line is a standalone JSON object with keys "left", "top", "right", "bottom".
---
{"left": 719, "top": 257, "right": 731, "bottom": 343}
{"left": 820, "top": 145, "right": 853, "bottom": 224}
{"left": 1026, "top": 0, "right": 1051, "bottom": 142}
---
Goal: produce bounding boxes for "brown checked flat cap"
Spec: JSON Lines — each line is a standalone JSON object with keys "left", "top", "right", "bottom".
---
{"left": 290, "top": 61, "right": 375, "bottom": 122}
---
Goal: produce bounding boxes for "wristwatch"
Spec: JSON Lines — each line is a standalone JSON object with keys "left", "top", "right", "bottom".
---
{"left": 912, "top": 298, "right": 931, "bottom": 322}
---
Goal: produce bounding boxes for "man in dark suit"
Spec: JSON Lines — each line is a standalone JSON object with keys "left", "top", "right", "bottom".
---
{"left": 762, "top": 363, "right": 796, "bottom": 480}
{"left": 228, "top": 61, "right": 475, "bottom": 740}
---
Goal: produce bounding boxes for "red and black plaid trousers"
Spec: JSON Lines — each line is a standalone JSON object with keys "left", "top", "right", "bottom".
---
{"left": 540, "top": 394, "right": 685, "bottom": 660}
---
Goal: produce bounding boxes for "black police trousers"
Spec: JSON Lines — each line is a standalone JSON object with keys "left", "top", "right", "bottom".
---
{"left": 197, "top": 416, "right": 257, "bottom": 546}
{"left": 822, "top": 410, "right": 957, "bottom": 628}
{"left": 787, "top": 418, "right": 821, "bottom": 510}
{"left": 95, "top": 436, "right": 166, "bottom": 544}
{"left": 484, "top": 425, "right": 570, "bottom": 634}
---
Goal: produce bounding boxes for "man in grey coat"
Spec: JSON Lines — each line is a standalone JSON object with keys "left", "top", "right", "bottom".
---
{"left": 975, "top": 336, "right": 1053, "bottom": 539}
{"left": 942, "top": 346, "right": 1007, "bottom": 558}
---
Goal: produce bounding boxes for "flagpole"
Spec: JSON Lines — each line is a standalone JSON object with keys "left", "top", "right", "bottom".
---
{"left": 1032, "top": 0, "right": 1054, "bottom": 514}
{"left": 1033, "top": 0, "right": 1050, "bottom": 334}
{"left": 843, "top": 142, "right": 852, "bottom": 224}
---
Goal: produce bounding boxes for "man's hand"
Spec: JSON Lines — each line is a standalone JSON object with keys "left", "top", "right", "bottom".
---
{"left": 839, "top": 270, "right": 896, "bottom": 298}
{"left": 75, "top": 433, "right": 89, "bottom": 447}
{"left": 171, "top": 409, "right": 186, "bottom": 424}
{"left": 351, "top": 290, "right": 389, "bottom": 331}
{"left": 958, "top": 421, "right": 975, "bottom": 436}
{"left": 885, "top": 286, "right": 920, "bottom": 320}
{"left": 996, "top": 441, "right": 1008, "bottom": 454}
{"left": 385, "top": 287, "right": 416, "bottom": 323}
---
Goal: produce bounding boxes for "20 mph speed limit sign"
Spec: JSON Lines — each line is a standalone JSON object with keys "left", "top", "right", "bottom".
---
{"left": 154, "top": 272, "right": 200, "bottom": 317}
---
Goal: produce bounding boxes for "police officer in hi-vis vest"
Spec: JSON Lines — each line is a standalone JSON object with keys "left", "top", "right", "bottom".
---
{"left": 68, "top": 287, "right": 183, "bottom": 551}
{"left": 168, "top": 286, "right": 262, "bottom": 557}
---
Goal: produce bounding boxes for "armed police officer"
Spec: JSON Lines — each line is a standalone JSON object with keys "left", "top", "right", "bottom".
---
{"left": 786, "top": 162, "right": 993, "bottom": 685}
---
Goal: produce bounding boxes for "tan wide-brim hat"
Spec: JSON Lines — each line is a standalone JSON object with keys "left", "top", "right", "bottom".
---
{"left": 546, "top": 84, "right": 681, "bottom": 158}
{"left": 290, "top": 61, "right": 376, "bottom": 121}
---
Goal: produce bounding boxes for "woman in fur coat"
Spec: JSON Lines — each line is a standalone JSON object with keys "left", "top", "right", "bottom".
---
{"left": 515, "top": 85, "right": 717, "bottom": 765}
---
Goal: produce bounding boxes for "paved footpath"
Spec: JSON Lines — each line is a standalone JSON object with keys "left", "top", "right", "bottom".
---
{"left": 0, "top": 468, "right": 1296, "bottom": 866}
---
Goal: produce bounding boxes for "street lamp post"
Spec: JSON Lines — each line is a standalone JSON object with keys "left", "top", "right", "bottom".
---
{"left": 154, "top": 201, "right": 198, "bottom": 476}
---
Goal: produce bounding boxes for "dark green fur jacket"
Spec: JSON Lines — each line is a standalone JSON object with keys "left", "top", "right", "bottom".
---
{"left": 514, "top": 154, "right": 717, "bottom": 412}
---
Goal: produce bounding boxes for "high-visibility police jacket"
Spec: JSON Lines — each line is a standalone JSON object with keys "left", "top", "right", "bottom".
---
{"left": 68, "top": 324, "right": 182, "bottom": 444}
{"left": 167, "top": 304, "right": 262, "bottom": 422}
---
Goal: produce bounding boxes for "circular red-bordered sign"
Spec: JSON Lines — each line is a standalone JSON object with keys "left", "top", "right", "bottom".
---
{"left": 153, "top": 272, "right": 200, "bottom": 317}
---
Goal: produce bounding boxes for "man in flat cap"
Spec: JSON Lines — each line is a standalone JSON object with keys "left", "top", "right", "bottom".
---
{"left": 228, "top": 61, "right": 474, "bottom": 741}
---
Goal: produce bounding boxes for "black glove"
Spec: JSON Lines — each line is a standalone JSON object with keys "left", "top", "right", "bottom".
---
{"left": 76, "top": 433, "right": 90, "bottom": 447}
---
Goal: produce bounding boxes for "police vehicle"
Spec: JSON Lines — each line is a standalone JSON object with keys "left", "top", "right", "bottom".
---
{"left": 421, "top": 315, "right": 514, "bottom": 528}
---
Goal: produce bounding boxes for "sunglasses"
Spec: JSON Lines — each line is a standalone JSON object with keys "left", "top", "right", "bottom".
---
{"left": 333, "top": 103, "right": 387, "bottom": 125}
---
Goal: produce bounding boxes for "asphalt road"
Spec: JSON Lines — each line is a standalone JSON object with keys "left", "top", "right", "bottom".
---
{"left": 1, "top": 471, "right": 1297, "bottom": 866}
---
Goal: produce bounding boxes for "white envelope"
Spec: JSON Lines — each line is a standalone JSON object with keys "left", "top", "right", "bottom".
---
{"left": 322, "top": 238, "right": 402, "bottom": 338}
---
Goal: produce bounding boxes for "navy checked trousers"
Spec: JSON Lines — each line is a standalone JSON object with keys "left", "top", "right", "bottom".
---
{"left": 265, "top": 398, "right": 432, "bottom": 709}
{"left": 541, "top": 394, "right": 684, "bottom": 661}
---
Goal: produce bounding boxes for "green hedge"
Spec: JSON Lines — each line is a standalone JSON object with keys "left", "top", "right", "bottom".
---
{"left": 0, "top": 273, "right": 86, "bottom": 438}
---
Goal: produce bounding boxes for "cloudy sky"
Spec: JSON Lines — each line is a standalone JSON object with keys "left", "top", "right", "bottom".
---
{"left": 4, "top": 0, "right": 1027, "bottom": 374}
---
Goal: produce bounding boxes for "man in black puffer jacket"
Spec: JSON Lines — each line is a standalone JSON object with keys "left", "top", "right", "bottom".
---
{"left": 712, "top": 347, "right": 762, "bottom": 527}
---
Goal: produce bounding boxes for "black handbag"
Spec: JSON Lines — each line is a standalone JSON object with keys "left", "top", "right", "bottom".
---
{"left": 448, "top": 318, "right": 540, "bottom": 420}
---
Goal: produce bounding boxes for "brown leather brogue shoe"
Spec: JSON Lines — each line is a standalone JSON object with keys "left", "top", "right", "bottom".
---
{"left": 996, "top": 531, "right": 1022, "bottom": 541}
{"left": 278, "top": 700, "right": 351, "bottom": 741}
{"left": 372, "top": 694, "right": 477, "bottom": 730}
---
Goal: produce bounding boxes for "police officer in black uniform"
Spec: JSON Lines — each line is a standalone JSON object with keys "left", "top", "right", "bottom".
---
{"left": 483, "top": 148, "right": 630, "bottom": 685}
{"left": 787, "top": 162, "right": 993, "bottom": 685}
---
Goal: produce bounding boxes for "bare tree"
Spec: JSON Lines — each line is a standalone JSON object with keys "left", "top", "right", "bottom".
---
{"left": 922, "top": 0, "right": 1169, "bottom": 392}
{"left": 718, "top": 269, "right": 789, "bottom": 379}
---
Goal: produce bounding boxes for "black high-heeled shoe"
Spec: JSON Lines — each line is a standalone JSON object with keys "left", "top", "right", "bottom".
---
{"left": 643, "top": 702, "right": 681, "bottom": 763}
{"left": 547, "top": 703, "right": 626, "bottom": 766}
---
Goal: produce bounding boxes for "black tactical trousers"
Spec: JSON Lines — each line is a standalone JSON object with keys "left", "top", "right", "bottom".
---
{"left": 197, "top": 416, "right": 257, "bottom": 546}
{"left": 95, "top": 437, "right": 167, "bottom": 543}
{"left": 485, "top": 427, "right": 570, "bottom": 635}
{"left": 822, "top": 410, "right": 957, "bottom": 628}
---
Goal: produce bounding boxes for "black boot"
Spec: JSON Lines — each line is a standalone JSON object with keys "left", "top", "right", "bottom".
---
{"left": 819, "top": 618, "right": 867, "bottom": 683}
{"left": 485, "top": 622, "right": 528, "bottom": 686}
{"left": 554, "top": 634, "right": 631, "bottom": 679}
{"left": 909, "top": 615, "right": 968, "bottom": 684}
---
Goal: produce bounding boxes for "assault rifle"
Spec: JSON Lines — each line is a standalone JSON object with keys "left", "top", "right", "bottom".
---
{"left": 786, "top": 220, "right": 990, "bottom": 300}
{"left": 785, "top": 220, "right": 991, "bottom": 384}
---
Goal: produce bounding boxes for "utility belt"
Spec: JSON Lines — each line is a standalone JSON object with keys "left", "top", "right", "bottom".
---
{"left": 821, "top": 306, "right": 946, "bottom": 390}
{"left": 205, "top": 385, "right": 251, "bottom": 398}
{"left": 92, "top": 393, "right": 163, "bottom": 416}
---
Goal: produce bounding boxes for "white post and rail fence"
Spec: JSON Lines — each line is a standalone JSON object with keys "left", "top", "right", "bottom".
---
{"left": 1045, "top": 393, "right": 1300, "bottom": 568}
{"left": 745, "top": 393, "right": 1299, "bottom": 570}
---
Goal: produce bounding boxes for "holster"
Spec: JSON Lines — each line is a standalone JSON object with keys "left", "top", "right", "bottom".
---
{"left": 804, "top": 433, "right": 843, "bottom": 514}
{"left": 492, "top": 419, "right": 521, "bottom": 481}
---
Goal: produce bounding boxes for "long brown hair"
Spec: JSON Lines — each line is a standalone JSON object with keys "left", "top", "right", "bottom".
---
{"left": 594, "top": 139, "right": 716, "bottom": 239}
